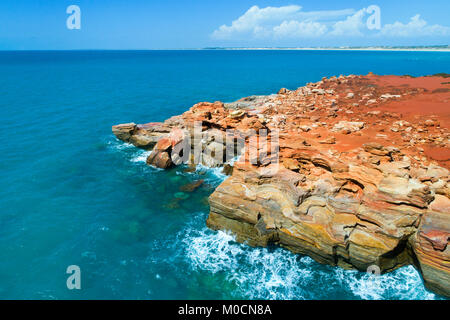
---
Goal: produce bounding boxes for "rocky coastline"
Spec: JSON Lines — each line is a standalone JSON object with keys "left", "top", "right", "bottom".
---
{"left": 113, "top": 73, "right": 450, "bottom": 297}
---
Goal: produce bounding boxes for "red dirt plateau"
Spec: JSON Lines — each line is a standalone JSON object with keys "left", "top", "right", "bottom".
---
{"left": 113, "top": 73, "right": 450, "bottom": 297}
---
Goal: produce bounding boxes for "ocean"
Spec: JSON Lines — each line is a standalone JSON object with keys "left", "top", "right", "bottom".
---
{"left": 0, "top": 50, "right": 449, "bottom": 299}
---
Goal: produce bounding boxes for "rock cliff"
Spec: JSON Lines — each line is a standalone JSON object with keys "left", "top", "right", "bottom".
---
{"left": 113, "top": 73, "right": 450, "bottom": 297}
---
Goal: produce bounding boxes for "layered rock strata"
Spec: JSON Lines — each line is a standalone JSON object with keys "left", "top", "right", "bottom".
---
{"left": 113, "top": 74, "right": 450, "bottom": 297}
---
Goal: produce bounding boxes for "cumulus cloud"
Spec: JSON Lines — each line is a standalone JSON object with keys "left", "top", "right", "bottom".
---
{"left": 212, "top": 5, "right": 301, "bottom": 39}
{"left": 330, "top": 9, "right": 367, "bottom": 36}
{"left": 380, "top": 14, "right": 450, "bottom": 37}
{"left": 211, "top": 5, "right": 353, "bottom": 40}
{"left": 211, "top": 5, "right": 450, "bottom": 41}
{"left": 273, "top": 20, "right": 328, "bottom": 38}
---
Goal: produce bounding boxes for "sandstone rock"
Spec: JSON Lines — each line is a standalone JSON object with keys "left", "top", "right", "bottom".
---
{"left": 332, "top": 121, "right": 365, "bottom": 133}
{"left": 129, "top": 133, "right": 159, "bottom": 149}
{"left": 146, "top": 150, "right": 172, "bottom": 169}
{"left": 154, "top": 137, "right": 172, "bottom": 152}
{"left": 411, "top": 195, "right": 450, "bottom": 297}
{"left": 363, "top": 143, "right": 391, "bottom": 156}
{"left": 113, "top": 74, "right": 450, "bottom": 297}
{"left": 113, "top": 122, "right": 171, "bottom": 149}
{"left": 230, "top": 110, "right": 246, "bottom": 119}
{"left": 282, "top": 158, "right": 300, "bottom": 170}
{"left": 312, "top": 88, "right": 325, "bottom": 95}
{"left": 222, "top": 164, "right": 234, "bottom": 176}
{"left": 380, "top": 94, "right": 401, "bottom": 99}
{"left": 378, "top": 161, "right": 410, "bottom": 178}
{"left": 299, "top": 125, "right": 311, "bottom": 132}
{"left": 112, "top": 123, "right": 136, "bottom": 141}
{"left": 425, "top": 119, "right": 436, "bottom": 127}
{"left": 319, "top": 137, "right": 336, "bottom": 144}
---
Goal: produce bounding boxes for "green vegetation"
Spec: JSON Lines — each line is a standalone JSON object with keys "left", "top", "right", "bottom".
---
{"left": 433, "top": 73, "right": 450, "bottom": 78}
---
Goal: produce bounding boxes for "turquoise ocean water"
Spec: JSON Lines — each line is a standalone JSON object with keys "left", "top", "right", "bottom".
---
{"left": 0, "top": 50, "right": 449, "bottom": 299}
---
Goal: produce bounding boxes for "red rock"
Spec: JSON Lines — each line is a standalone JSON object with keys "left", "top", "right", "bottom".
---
{"left": 112, "top": 123, "right": 136, "bottom": 141}
{"left": 146, "top": 150, "right": 172, "bottom": 169}
{"left": 154, "top": 138, "right": 172, "bottom": 151}
{"left": 169, "top": 128, "right": 186, "bottom": 147}
{"left": 113, "top": 74, "right": 450, "bottom": 297}
{"left": 420, "top": 230, "right": 448, "bottom": 251}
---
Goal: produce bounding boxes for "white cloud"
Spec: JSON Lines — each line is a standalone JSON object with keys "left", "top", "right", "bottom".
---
{"left": 380, "top": 14, "right": 450, "bottom": 37}
{"left": 211, "top": 5, "right": 450, "bottom": 42}
{"left": 212, "top": 5, "right": 301, "bottom": 39}
{"left": 211, "top": 5, "right": 353, "bottom": 40}
{"left": 330, "top": 9, "right": 367, "bottom": 36}
{"left": 273, "top": 21, "right": 328, "bottom": 38}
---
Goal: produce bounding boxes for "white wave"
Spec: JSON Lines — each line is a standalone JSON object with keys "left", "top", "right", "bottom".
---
{"left": 182, "top": 225, "right": 438, "bottom": 300}
{"left": 108, "top": 138, "right": 152, "bottom": 165}
{"left": 189, "top": 155, "right": 241, "bottom": 181}
{"left": 109, "top": 137, "right": 237, "bottom": 178}
{"left": 193, "top": 163, "right": 227, "bottom": 180}
{"left": 226, "top": 155, "right": 241, "bottom": 166}
{"left": 205, "top": 166, "right": 228, "bottom": 181}
{"left": 335, "top": 265, "right": 436, "bottom": 300}
{"left": 107, "top": 139, "right": 135, "bottom": 151}
{"left": 185, "top": 230, "right": 242, "bottom": 274}
{"left": 183, "top": 227, "right": 313, "bottom": 299}
{"left": 130, "top": 150, "right": 152, "bottom": 163}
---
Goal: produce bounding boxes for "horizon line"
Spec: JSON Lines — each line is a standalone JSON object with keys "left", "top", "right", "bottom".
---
{"left": 1, "top": 45, "right": 449, "bottom": 52}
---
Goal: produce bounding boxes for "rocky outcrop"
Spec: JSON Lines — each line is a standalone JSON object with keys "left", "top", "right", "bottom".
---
{"left": 112, "top": 120, "right": 181, "bottom": 149}
{"left": 411, "top": 195, "right": 450, "bottom": 296}
{"left": 113, "top": 74, "right": 450, "bottom": 297}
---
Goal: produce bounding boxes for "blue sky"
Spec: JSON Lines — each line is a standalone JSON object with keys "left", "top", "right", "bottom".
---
{"left": 0, "top": 0, "right": 449, "bottom": 49}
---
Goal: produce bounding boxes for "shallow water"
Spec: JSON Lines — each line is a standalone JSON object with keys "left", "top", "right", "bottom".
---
{"left": 0, "top": 50, "right": 449, "bottom": 299}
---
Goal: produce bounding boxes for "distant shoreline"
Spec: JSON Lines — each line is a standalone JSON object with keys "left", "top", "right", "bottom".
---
{"left": 1, "top": 47, "right": 449, "bottom": 52}
{"left": 202, "top": 47, "right": 450, "bottom": 52}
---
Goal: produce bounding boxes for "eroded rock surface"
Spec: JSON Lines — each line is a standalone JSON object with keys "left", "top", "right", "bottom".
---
{"left": 113, "top": 74, "right": 450, "bottom": 297}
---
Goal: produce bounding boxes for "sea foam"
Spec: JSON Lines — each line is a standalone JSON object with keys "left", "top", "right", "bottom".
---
{"left": 182, "top": 221, "right": 438, "bottom": 300}
{"left": 108, "top": 138, "right": 152, "bottom": 164}
{"left": 130, "top": 150, "right": 151, "bottom": 163}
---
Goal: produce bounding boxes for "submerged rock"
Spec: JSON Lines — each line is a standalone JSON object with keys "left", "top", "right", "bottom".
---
{"left": 179, "top": 180, "right": 204, "bottom": 192}
{"left": 174, "top": 192, "right": 189, "bottom": 200}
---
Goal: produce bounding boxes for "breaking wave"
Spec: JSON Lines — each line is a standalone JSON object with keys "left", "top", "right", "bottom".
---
{"left": 193, "top": 163, "right": 228, "bottom": 182}
{"left": 191, "top": 155, "right": 241, "bottom": 183}
{"left": 130, "top": 150, "right": 152, "bottom": 163}
{"left": 109, "top": 138, "right": 230, "bottom": 182}
{"left": 108, "top": 138, "right": 152, "bottom": 165}
{"left": 182, "top": 223, "right": 438, "bottom": 300}
{"left": 111, "top": 137, "right": 439, "bottom": 300}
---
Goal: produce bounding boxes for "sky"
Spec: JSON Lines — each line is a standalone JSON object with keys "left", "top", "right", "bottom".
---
{"left": 0, "top": 0, "right": 449, "bottom": 49}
